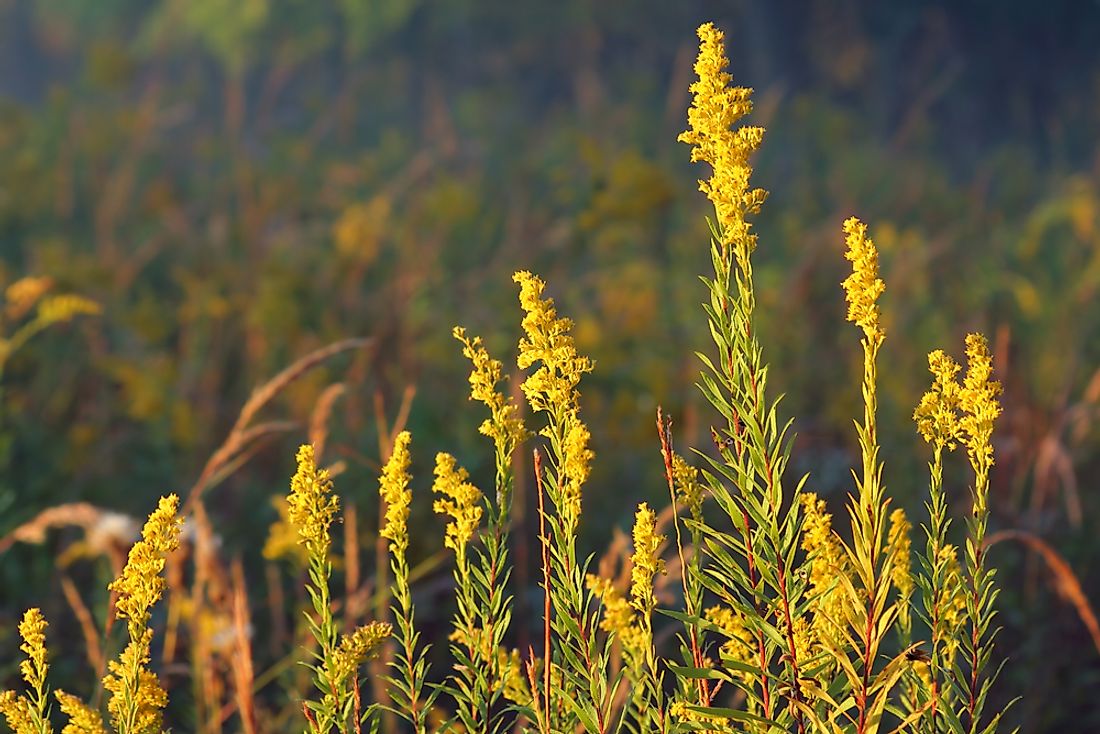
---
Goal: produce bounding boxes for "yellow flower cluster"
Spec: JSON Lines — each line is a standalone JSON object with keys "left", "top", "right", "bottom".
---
{"left": 629, "top": 503, "right": 665, "bottom": 616}
{"left": 935, "top": 544, "right": 968, "bottom": 665}
{"left": 286, "top": 444, "right": 339, "bottom": 559}
{"left": 587, "top": 574, "right": 646, "bottom": 659}
{"left": 799, "top": 493, "right": 851, "bottom": 647}
{"left": 913, "top": 350, "right": 963, "bottom": 449}
{"left": 432, "top": 453, "right": 483, "bottom": 555}
{"left": 496, "top": 648, "right": 531, "bottom": 706}
{"left": 887, "top": 508, "right": 914, "bottom": 598}
{"left": 841, "top": 217, "right": 885, "bottom": 342}
{"left": 678, "top": 22, "right": 767, "bottom": 254}
{"left": 513, "top": 270, "right": 594, "bottom": 532}
{"left": 332, "top": 622, "right": 392, "bottom": 683}
{"left": 514, "top": 271, "right": 593, "bottom": 413}
{"left": 262, "top": 496, "right": 310, "bottom": 565}
{"left": 5, "top": 276, "right": 52, "bottom": 319}
{"left": 454, "top": 327, "right": 529, "bottom": 454}
{"left": 703, "top": 605, "right": 755, "bottom": 674}
{"left": 0, "top": 692, "right": 33, "bottom": 734}
{"left": 959, "top": 333, "right": 1002, "bottom": 470}
{"left": 109, "top": 494, "right": 182, "bottom": 628}
{"left": 37, "top": 294, "right": 102, "bottom": 326}
{"left": 17, "top": 608, "right": 48, "bottom": 698}
{"left": 672, "top": 453, "right": 705, "bottom": 521}
{"left": 913, "top": 334, "right": 1001, "bottom": 480}
{"left": 379, "top": 431, "right": 413, "bottom": 555}
{"left": 103, "top": 629, "right": 169, "bottom": 734}
{"left": 0, "top": 608, "right": 51, "bottom": 734}
{"left": 55, "top": 691, "right": 107, "bottom": 734}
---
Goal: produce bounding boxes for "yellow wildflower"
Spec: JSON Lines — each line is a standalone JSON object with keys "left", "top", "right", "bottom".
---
{"left": 704, "top": 606, "right": 755, "bottom": 675}
{"left": 958, "top": 332, "right": 1002, "bottom": 471}
{"left": 887, "top": 508, "right": 914, "bottom": 598}
{"left": 5, "top": 276, "right": 52, "bottom": 320}
{"left": 672, "top": 453, "right": 705, "bottom": 521}
{"left": 36, "top": 294, "right": 101, "bottom": 325}
{"left": 262, "top": 496, "right": 309, "bottom": 566}
{"left": 286, "top": 444, "right": 339, "bottom": 559}
{"left": 913, "top": 349, "right": 963, "bottom": 449}
{"left": 587, "top": 574, "right": 645, "bottom": 659}
{"left": 432, "top": 453, "right": 483, "bottom": 555}
{"left": 17, "top": 608, "right": 49, "bottom": 695}
{"left": 513, "top": 271, "right": 593, "bottom": 413}
{"left": 332, "top": 622, "right": 392, "bottom": 683}
{"left": 454, "top": 327, "right": 529, "bottom": 455}
{"left": 629, "top": 503, "right": 665, "bottom": 616}
{"left": 109, "top": 494, "right": 182, "bottom": 628}
{"left": 102, "top": 630, "right": 169, "bottom": 734}
{"left": 0, "top": 691, "right": 34, "bottom": 734}
{"left": 678, "top": 22, "right": 767, "bottom": 254}
{"left": 378, "top": 431, "right": 413, "bottom": 555}
{"left": 841, "top": 217, "right": 885, "bottom": 342}
{"left": 55, "top": 691, "right": 108, "bottom": 734}
{"left": 513, "top": 270, "right": 594, "bottom": 533}
{"left": 800, "top": 493, "right": 850, "bottom": 647}
{"left": 497, "top": 648, "right": 531, "bottom": 706}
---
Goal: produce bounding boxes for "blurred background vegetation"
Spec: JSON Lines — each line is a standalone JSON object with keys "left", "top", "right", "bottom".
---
{"left": 1, "top": 0, "right": 1098, "bottom": 730}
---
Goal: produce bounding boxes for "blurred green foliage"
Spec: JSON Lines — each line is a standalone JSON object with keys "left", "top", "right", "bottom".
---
{"left": 1, "top": 1, "right": 1098, "bottom": 730}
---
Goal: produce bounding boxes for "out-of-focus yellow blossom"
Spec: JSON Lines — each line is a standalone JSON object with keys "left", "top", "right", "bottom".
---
{"left": 587, "top": 575, "right": 646, "bottom": 659}
{"left": 103, "top": 630, "right": 169, "bottom": 734}
{"left": 432, "top": 453, "right": 483, "bottom": 556}
{"left": 678, "top": 23, "right": 767, "bottom": 255}
{"left": 454, "top": 327, "right": 529, "bottom": 455}
{"left": 55, "top": 691, "right": 107, "bottom": 734}
{"left": 332, "top": 622, "right": 391, "bottom": 683}
{"left": 887, "top": 508, "right": 914, "bottom": 598}
{"left": 936, "top": 544, "right": 968, "bottom": 668}
{"left": 262, "top": 496, "right": 309, "bottom": 566}
{"left": 672, "top": 453, "right": 705, "bottom": 521}
{"left": 448, "top": 627, "right": 494, "bottom": 664}
{"left": 109, "top": 494, "right": 182, "bottom": 628}
{"left": 841, "top": 217, "right": 885, "bottom": 343}
{"left": 36, "top": 294, "right": 101, "bottom": 326}
{"left": 497, "top": 648, "right": 531, "bottom": 706}
{"left": 669, "top": 696, "right": 723, "bottom": 724}
{"left": 333, "top": 195, "right": 390, "bottom": 264}
{"left": 5, "top": 276, "right": 52, "bottom": 320}
{"left": 913, "top": 349, "right": 963, "bottom": 449}
{"left": 629, "top": 503, "right": 665, "bottom": 616}
{"left": 286, "top": 444, "right": 339, "bottom": 559}
{"left": 379, "top": 431, "right": 413, "bottom": 555}
{"left": 800, "top": 493, "right": 850, "bottom": 647}
{"left": 704, "top": 606, "right": 755, "bottom": 677}
{"left": 959, "top": 333, "right": 1002, "bottom": 472}
{"left": 17, "top": 608, "right": 48, "bottom": 695}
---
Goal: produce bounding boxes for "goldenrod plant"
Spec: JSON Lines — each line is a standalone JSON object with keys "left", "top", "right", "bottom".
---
{"left": 2, "top": 20, "right": 1022, "bottom": 734}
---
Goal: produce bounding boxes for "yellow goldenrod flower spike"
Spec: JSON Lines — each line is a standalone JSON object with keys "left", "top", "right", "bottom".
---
{"left": 332, "top": 622, "right": 393, "bottom": 683}
{"left": 36, "top": 294, "right": 101, "bottom": 326}
{"left": 703, "top": 606, "right": 755, "bottom": 674}
{"left": 841, "top": 216, "right": 885, "bottom": 342}
{"left": 0, "top": 690, "right": 34, "bottom": 734}
{"left": 55, "top": 691, "right": 108, "bottom": 734}
{"left": 379, "top": 431, "right": 413, "bottom": 555}
{"left": 799, "top": 493, "right": 850, "bottom": 647}
{"left": 913, "top": 349, "right": 963, "bottom": 449}
{"left": 671, "top": 453, "right": 705, "bottom": 521}
{"left": 109, "top": 494, "right": 182, "bottom": 628}
{"left": 286, "top": 444, "right": 339, "bottom": 558}
{"left": 629, "top": 503, "right": 665, "bottom": 616}
{"left": 887, "top": 508, "right": 914, "bottom": 598}
{"left": 678, "top": 23, "right": 767, "bottom": 255}
{"left": 432, "top": 452, "right": 483, "bottom": 555}
{"left": 513, "top": 271, "right": 593, "bottom": 413}
{"left": 102, "top": 630, "right": 169, "bottom": 734}
{"left": 959, "top": 332, "right": 1002, "bottom": 470}
{"left": 587, "top": 574, "right": 645, "bottom": 658}
{"left": 17, "top": 608, "right": 48, "bottom": 694}
{"left": 454, "top": 327, "right": 529, "bottom": 454}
